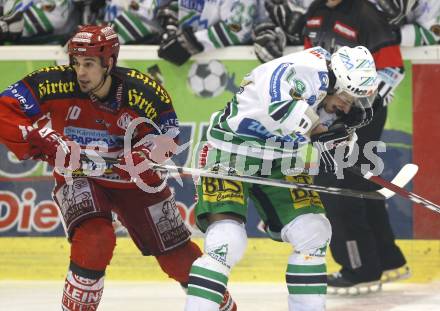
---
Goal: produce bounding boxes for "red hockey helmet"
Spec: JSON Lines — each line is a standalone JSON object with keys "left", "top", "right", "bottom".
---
{"left": 68, "top": 25, "right": 120, "bottom": 67}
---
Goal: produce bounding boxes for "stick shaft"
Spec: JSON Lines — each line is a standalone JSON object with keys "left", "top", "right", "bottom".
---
{"left": 349, "top": 166, "right": 440, "bottom": 213}
{"left": 80, "top": 154, "right": 385, "bottom": 200}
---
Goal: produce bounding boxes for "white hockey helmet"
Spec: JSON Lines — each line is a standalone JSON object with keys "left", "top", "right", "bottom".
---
{"left": 330, "top": 46, "right": 378, "bottom": 98}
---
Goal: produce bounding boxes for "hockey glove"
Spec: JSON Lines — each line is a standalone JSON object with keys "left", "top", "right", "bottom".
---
{"left": 311, "top": 123, "right": 351, "bottom": 174}
{"left": 337, "top": 98, "right": 375, "bottom": 131}
{"left": 253, "top": 21, "right": 286, "bottom": 63}
{"left": 156, "top": 0, "right": 179, "bottom": 35}
{"left": 0, "top": 9, "right": 24, "bottom": 41}
{"left": 27, "top": 127, "right": 79, "bottom": 167}
{"left": 113, "top": 134, "right": 177, "bottom": 184}
{"left": 113, "top": 146, "right": 162, "bottom": 185}
{"left": 264, "top": 0, "right": 305, "bottom": 44}
{"left": 375, "top": 0, "right": 418, "bottom": 26}
{"left": 158, "top": 27, "right": 204, "bottom": 66}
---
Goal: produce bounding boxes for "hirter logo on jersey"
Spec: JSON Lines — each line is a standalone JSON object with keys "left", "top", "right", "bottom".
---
{"left": 333, "top": 21, "right": 357, "bottom": 41}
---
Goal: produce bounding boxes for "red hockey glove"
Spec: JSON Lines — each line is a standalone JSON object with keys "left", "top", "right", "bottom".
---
{"left": 113, "top": 146, "right": 162, "bottom": 185}
{"left": 27, "top": 127, "right": 79, "bottom": 167}
{"left": 114, "top": 133, "right": 178, "bottom": 185}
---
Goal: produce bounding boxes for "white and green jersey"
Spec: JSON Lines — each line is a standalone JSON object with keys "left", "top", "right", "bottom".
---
{"left": 207, "top": 47, "right": 331, "bottom": 160}
{"left": 3, "top": 0, "right": 76, "bottom": 39}
{"left": 369, "top": 0, "right": 440, "bottom": 46}
{"left": 178, "top": 0, "right": 257, "bottom": 52}
{"left": 104, "top": 0, "right": 162, "bottom": 44}
{"left": 401, "top": 0, "right": 440, "bottom": 46}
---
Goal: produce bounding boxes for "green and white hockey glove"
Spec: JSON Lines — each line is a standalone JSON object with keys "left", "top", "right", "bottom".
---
{"left": 0, "top": 8, "right": 23, "bottom": 41}
{"left": 156, "top": 0, "right": 179, "bottom": 35}
{"left": 253, "top": 21, "right": 286, "bottom": 63}
{"left": 264, "top": 0, "right": 305, "bottom": 44}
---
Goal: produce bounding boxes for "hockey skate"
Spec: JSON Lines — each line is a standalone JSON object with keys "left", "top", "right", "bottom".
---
{"left": 381, "top": 265, "right": 411, "bottom": 284}
{"left": 219, "top": 290, "right": 237, "bottom": 311}
{"left": 327, "top": 272, "right": 382, "bottom": 295}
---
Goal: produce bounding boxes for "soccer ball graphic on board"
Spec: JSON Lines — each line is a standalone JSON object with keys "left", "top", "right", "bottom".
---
{"left": 187, "top": 60, "right": 229, "bottom": 98}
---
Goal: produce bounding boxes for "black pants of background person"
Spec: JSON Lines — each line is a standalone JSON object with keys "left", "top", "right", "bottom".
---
{"left": 315, "top": 106, "right": 407, "bottom": 283}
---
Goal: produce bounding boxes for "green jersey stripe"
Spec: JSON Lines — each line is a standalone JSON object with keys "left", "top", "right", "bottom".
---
{"left": 179, "top": 11, "right": 197, "bottom": 25}
{"left": 208, "top": 28, "right": 222, "bottom": 48}
{"left": 213, "top": 22, "right": 232, "bottom": 47}
{"left": 23, "top": 15, "right": 36, "bottom": 36}
{"left": 420, "top": 26, "right": 436, "bottom": 45}
{"left": 188, "top": 285, "right": 224, "bottom": 304}
{"left": 114, "top": 21, "right": 134, "bottom": 44}
{"left": 287, "top": 285, "right": 327, "bottom": 295}
{"left": 32, "top": 7, "right": 53, "bottom": 33}
{"left": 280, "top": 100, "right": 299, "bottom": 123}
{"left": 124, "top": 11, "right": 151, "bottom": 36}
{"left": 190, "top": 266, "right": 228, "bottom": 285}
{"left": 117, "top": 13, "right": 143, "bottom": 40}
{"left": 287, "top": 264, "right": 326, "bottom": 274}
{"left": 222, "top": 23, "right": 240, "bottom": 45}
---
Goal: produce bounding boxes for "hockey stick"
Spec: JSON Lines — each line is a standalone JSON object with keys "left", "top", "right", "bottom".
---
{"left": 348, "top": 165, "right": 440, "bottom": 214}
{"left": 79, "top": 154, "right": 416, "bottom": 201}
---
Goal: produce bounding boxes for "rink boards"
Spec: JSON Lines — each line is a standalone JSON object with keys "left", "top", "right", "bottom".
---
{"left": 1, "top": 237, "right": 440, "bottom": 283}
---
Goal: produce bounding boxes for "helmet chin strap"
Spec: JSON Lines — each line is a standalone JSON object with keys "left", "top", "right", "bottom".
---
{"left": 89, "top": 66, "right": 111, "bottom": 99}
{"left": 327, "top": 68, "right": 337, "bottom": 95}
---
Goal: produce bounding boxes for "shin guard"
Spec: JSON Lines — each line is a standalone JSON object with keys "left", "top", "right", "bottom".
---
{"left": 185, "top": 220, "right": 247, "bottom": 311}
{"left": 282, "top": 214, "right": 331, "bottom": 311}
{"left": 62, "top": 262, "right": 105, "bottom": 311}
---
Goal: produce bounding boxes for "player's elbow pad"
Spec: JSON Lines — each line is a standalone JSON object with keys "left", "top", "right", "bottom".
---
{"left": 296, "top": 106, "right": 319, "bottom": 136}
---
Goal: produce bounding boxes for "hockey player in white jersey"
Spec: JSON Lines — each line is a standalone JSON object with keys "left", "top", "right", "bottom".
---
{"left": 371, "top": 0, "right": 440, "bottom": 46}
{"left": 156, "top": 0, "right": 257, "bottom": 65}
{"left": 184, "top": 45, "right": 378, "bottom": 311}
{"left": 0, "top": 0, "right": 78, "bottom": 43}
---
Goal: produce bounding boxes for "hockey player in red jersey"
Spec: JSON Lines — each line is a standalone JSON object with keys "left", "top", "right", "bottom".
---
{"left": 0, "top": 25, "right": 236, "bottom": 311}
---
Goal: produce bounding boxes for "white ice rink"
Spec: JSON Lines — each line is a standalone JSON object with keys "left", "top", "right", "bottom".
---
{"left": 1, "top": 281, "right": 440, "bottom": 311}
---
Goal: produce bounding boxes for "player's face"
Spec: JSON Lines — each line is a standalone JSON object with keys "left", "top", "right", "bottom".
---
{"left": 72, "top": 56, "right": 108, "bottom": 93}
{"left": 323, "top": 93, "right": 353, "bottom": 114}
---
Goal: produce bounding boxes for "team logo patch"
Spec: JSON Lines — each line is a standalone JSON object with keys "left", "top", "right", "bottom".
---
{"left": 307, "top": 17, "right": 322, "bottom": 28}
{"left": 55, "top": 179, "right": 96, "bottom": 231}
{"left": 208, "top": 244, "right": 229, "bottom": 267}
{"left": 287, "top": 175, "right": 323, "bottom": 209}
{"left": 149, "top": 195, "right": 190, "bottom": 251}
{"left": 307, "top": 95, "right": 316, "bottom": 106}
{"left": 117, "top": 112, "right": 134, "bottom": 130}
{"left": 333, "top": 21, "right": 357, "bottom": 41}
{"left": 318, "top": 71, "right": 329, "bottom": 91}
{"left": 290, "top": 79, "right": 306, "bottom": 99}
{"left": 202, "top": 178, "right": 245, "bottom": 204}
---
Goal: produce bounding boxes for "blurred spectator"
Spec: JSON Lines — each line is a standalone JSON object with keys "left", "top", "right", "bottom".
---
{"left": 104, "top": 0, "right": 162, "bottom": 44}
{"left": 252, "top": 0, "right": 313, "bottom": 62}
{"left": 304, "top": 0, "right": 409, "bottom": 293}
{"left": 371, "top": 0, "right": 440, "bottom": 46}
{"left": 1, "top": 0, "right": 80, "bottom": 44}
{"left": 252, "top": 0, "right": 286, "bottom": 63}
{"left": 157, "top": 0, "right": 258, "bottom": 66}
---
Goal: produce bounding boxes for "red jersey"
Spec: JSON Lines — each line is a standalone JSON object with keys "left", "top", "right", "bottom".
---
{"left": 0, "top": 65, "right": 178, "bottom": 188}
